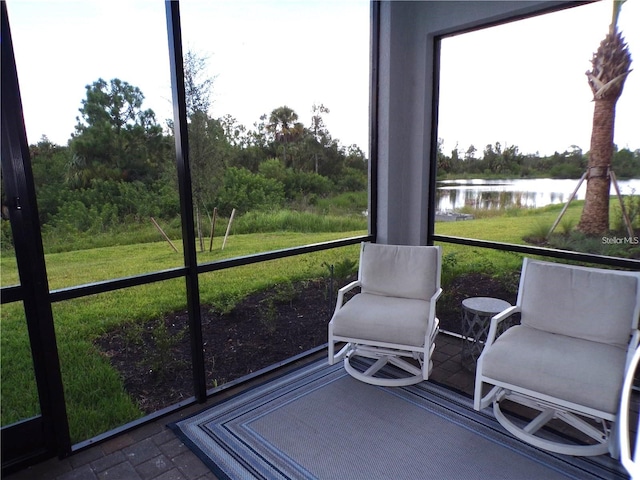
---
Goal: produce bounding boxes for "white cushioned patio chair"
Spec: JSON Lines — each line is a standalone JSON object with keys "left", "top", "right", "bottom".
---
{"left": 474, "top": 258, "right": 640, "bottom": 457}
{"left": 328, "top": 242, "right": 442, "bottom": 386}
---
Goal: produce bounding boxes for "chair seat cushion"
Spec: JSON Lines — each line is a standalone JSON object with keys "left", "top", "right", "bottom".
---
{"left": 481, "top": 325, "right": 627, "bottom": 414}
{"left": 331, "top": 293, "right": 432, "bottom": 347}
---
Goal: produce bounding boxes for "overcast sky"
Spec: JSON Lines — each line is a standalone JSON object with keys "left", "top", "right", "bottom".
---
{"left": 7, "top": 0, "right": 639, "bottom": 158}
{"left": 438, "top": 0, "right": 640, "bottom": 157}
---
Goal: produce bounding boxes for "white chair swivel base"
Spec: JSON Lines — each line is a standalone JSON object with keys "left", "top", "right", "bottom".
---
{"left": 342, "top": 345, "right": 430, "bottom": 387}
{"left": 491, "top": 390, "right": 612, "bottom": 457}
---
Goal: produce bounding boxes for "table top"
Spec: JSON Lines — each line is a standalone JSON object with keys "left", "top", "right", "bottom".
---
{"left": 462, "top": 296, "right": 511, "bottom": 315}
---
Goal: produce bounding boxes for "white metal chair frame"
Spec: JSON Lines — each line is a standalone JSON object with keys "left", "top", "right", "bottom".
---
{"left": 328, "top": 243, "right": 442, "bottom": 387}
{"left": 620, "top": 345, "right": 640, "bottom": 478}
{"left": 474, "top": 258, "right": 640, "bottom": 457}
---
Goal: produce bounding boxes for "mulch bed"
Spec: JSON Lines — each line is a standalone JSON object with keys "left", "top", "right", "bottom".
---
{"left": 94, "top": 272, "right": 517, "bottom": 413}
{"left": 437, "top": 272, "right": 518, "bottom": 333}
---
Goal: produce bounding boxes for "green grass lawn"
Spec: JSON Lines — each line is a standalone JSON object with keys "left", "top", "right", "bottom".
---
{"left": 1, "top": 231, "right": 363, "bottom": 442}
{"left": 1, "top": 230, "right": 366, "bottom": 290}
{"left": 436, "top": 200, "right": 638, "bottom": 261}
{"left": 432, "top": 203, "right": 581, "bottom": 283}
{"left": 435, "top": 202, "right": 583, "bottom": 244}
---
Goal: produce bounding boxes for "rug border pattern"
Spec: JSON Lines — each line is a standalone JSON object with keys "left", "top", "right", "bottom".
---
{"left": 169, "top": 358, "right": 627, "bottom": 480}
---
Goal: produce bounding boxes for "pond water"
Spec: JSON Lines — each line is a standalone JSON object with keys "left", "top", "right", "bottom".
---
{"left": 436, "top": 178, "right": 640, "bottom": 211}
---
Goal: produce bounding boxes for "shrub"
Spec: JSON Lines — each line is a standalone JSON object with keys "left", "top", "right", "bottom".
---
{"left": 612, "top": 193, "right": 640, "bottom": 233}
{"left": 51, "top": 200, "right": 93, "bottom": 232}
{"left": 558, "top": 216, "right": 576, "bottom": 235}
{"left": 548, "top": 164, "right": 583, "bottom": 179}
{"left": 259, "top": 159, "right": 334, "bottom": 200}
{"left": 523, "top": 220, "right": 552, "bottom": 244}
{"left": 284, "top": 170, "right": 333, "bottom": 199}
{"left": 334, "top": 167, "right": 367, "bottom": 192}
{"left": 215, "top": 167, "right": 285, "bottom": 216}
{"left": 233, "top": 210, "right": 366, "bottom": 234}
{"left": 315, "top": 191, "right": 367, "bottom": 215}
{"left": 323, "top": 258, "right": 357, "bottom": 281}
{"left": 0, "top": 219, "right": 14, "bottom": 251}
{"left": 258, "top": 158, "right": 287, "bottom": 183}
{"left": 440, "top": 251, "right": 459, "bottom": 286}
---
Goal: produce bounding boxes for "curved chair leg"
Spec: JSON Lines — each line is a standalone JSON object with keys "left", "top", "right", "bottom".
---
{"left": 343, "top": 348, "right": 427, "bottom": 387}
{"left": 491, "top": 394, "right": 610, "bottom": 457}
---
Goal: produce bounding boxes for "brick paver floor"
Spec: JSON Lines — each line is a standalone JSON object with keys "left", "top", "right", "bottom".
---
{"left": 11, "top": 332, "right": 624, "bottom": 479}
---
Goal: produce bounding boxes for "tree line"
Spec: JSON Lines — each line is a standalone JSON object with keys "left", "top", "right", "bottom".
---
{"left": 11, "top": 71, "right": 367, "bottom": 247}
{"left": 437, "top": 141, "right": 640, "bottom": 179}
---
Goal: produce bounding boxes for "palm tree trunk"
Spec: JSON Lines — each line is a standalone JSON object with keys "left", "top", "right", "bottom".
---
{"left": 577, "top": 99, "right": 615, "bottom": 235}
{"left": 576, "top": 1, "right": 631, "bottom": 237}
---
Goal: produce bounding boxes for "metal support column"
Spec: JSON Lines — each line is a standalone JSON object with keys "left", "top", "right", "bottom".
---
{"left": 1, "top": 2, "right": 71, "bottom": 470}
{"left": 165, "top": 1, "right": 207, "bottom": 402}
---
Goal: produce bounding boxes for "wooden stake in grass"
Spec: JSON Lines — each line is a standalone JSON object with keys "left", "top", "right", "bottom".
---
{"left": 209, "top": 207, "right": 218, "bottom": 252}
{"left": 150, "top": 217, "right": 179, "bottom": 253}
{"left": 548, "top": 171, "right": 587, "bottom": 238}
{"left": 222, "top": 208, "right": 236, "bottom": 250}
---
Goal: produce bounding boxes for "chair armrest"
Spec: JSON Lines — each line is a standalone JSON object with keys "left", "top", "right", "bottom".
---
{"left": 625, "top": 329, "right": 640, "bottom": 372}
{"left": 428, "top": 287, "right": 443, "bottom": 327}
{"left": 332, "top": 280, "right": 361, "bottom": 317}
{"left": 485, "top": 305, "right": 521, "bottom": 349}
{"left": 430, "top": 287, "right": 443, "bottom": 303}
{"left": 423, "top": 287, "right": 444, "bottom": 343}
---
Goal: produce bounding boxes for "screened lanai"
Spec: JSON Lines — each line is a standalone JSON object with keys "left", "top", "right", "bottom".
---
{"left": 1, "top": 0, "right": 638, "bottom": 477}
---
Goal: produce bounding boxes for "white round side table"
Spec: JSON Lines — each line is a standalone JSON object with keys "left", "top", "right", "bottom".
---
{"left": 460, "top": 296, "right": 511, "bottom": 371}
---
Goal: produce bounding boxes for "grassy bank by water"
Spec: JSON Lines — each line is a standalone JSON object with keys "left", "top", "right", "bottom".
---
{"left": 436, "top": 201, "right": 583, "bottom": 243}
{"left": 437, "top": 199, "right": 638, "bottom": 260}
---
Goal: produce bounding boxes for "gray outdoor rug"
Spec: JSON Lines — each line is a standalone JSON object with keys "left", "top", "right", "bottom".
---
{"left": 169, "top": 359, "right": 628, "bottom": 479}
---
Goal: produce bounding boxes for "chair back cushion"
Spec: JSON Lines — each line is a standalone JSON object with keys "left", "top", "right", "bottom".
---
{"left": 520, "top": 260, "right": 640, "bottom": 348}
{"left": 360, "top": 243, "right": 440, "bottom": 301}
